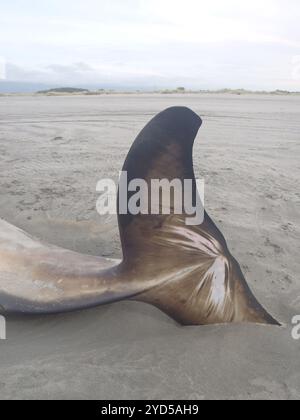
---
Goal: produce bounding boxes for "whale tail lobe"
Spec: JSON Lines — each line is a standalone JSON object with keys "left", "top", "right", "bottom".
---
{"left": 118, "top": 107, "right": 279, "bottom": 325}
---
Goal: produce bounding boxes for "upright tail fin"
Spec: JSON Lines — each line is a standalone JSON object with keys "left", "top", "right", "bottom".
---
{"left": 118, "top": 107, "right": 279, "bottom": 325}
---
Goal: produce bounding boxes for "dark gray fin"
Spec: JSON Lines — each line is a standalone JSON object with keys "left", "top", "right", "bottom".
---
{"left": 118, "top": 107, "right": 279, "bottom": 326}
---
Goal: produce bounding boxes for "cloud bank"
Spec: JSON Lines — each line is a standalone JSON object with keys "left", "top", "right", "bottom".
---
{"left": 1, "top": 0, "right": 300, "bottom": 90}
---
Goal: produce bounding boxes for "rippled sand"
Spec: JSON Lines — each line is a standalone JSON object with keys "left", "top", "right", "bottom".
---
{"left": 0, "top": 93, "right": 299, "bottom": 399}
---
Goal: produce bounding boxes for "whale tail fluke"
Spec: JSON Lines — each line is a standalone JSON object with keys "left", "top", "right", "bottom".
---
{"left": 118, "top": 107, "right": 279, "bottom": 325}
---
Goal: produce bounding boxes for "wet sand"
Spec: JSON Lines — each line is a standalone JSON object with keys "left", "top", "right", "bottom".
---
{"left": 0, "top": 93, "right": 299, "bottom": 399}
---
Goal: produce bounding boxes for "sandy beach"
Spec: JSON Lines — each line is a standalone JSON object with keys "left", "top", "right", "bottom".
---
{"left": 0, "top": 93, "right": 299, "bottom": 400}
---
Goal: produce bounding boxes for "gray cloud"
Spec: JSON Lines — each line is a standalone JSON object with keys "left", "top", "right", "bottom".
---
{"left": 1, "top": 0, "right": 300, "bottom": 90}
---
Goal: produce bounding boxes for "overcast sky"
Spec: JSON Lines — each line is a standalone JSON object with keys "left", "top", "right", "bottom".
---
{"left": 1, "top": 0, "right": 300, "bottom": 90}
